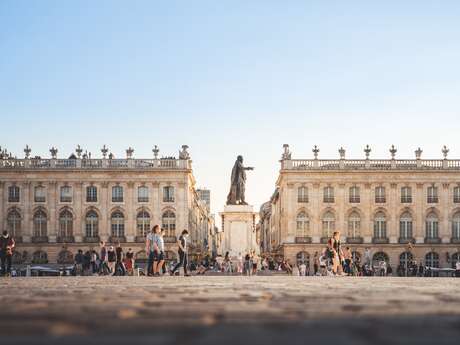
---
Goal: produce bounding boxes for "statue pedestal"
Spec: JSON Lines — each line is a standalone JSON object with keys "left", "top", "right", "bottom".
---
{"left": 219, "top": 205, "right": 258, "bottom": 258}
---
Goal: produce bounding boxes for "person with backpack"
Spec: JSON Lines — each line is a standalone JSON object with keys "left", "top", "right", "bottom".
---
{"left": 170, "top": 230, "right": 190, "bottom": 276}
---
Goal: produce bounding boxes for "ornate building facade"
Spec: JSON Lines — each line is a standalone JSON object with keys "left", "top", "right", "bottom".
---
{"left": 259, "top": 144, "right": 460, "bottom": 271}
{"left": 0, "top": 144, "right": 214, "bottom": 265}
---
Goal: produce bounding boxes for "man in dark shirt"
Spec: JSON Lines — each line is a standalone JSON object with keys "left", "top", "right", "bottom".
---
{"left": 170, "top": 230, "right": 190, "bottom": 276}
{"left": 114, "top": 242, "right": 125, "bottom": 276}
{"left": 0, "top": 231, "right": 15, "bottom": 277}
{"left": 74, "top": 249, "right": 84, "bottom": 276}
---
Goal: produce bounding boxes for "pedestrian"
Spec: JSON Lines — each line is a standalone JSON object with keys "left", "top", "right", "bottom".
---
{"left": 244, "top": 252, "right": 251, "bottom": 276}
{"left": 251, "top": 250, "right": 258, "bottom": 275}
{"left": 74, "top": 249, "right": 84, "bottom": 276}
{"left": 0, "top": 230, "right": 15, "bottom": 277}
{"left": 299, "top": 261, "right": 307, "bottom": 276}
{"left": 145, "top": 225, "right": 159, "bottom": 276}
{"left": 83, "top": 251, "right": 91, "bottom": 275}
{"left": 107, "top": 246, "right": 116, "bottom": 274}
{"left": 170, "top": 230, "right": 190, "bottom": 276}
{"left": 224, "top": 251, "right": 232, "bottom": 273}
{"left": 90, "top": 250, "right": 98, "bottom": 274}
{"left": 153, "top": 229, "right": 165, "bottom": 276}
{"left": 313, "top": 251, "right": 319, "bottom": 275}
{"left": 114, "top": 242, "right": 125, "bottom": 276}
{"left": 125, "top": 248, "right": 134, "bottom": 275}
{"left": 99, "top": 241, "right": 109, "bottom": 275}
{"left": 343, "top": 247, "right": 352, "bottom": 275}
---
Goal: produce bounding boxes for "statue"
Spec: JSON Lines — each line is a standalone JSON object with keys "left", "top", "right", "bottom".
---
{"left": 226, "top": 155, "right": 254, "bottom": 205}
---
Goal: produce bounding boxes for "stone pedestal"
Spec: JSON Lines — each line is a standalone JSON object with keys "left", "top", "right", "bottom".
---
{"left": 220, "top": 205, "right": 257, "bottom": 258}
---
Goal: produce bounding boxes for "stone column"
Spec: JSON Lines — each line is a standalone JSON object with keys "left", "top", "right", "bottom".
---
{"left": 152, "top": 182, "right": 161, "bottom": 227}
{"left": 363, "top": 183, "right": 372, "bottom": 243}
{"left": 0, "top": 182, "right": 4, "bottom": 233}
{"left": 389, "top": 183, "right": 398, "bottom": 243}
{"left": 126, "top": 182, "right": 135, "bottom": 242}
{"left": 415, "top": 183, "right": 424, "bottom": 243}
{"left": 338, "top": 183, "right": 346, "bottom": 241}
{"left": 286, "top": 182, "right": 295, "bottom": 241}
{"left": 48, "top": 181, "right": 57, "bottom": 242}
{"left": 312, "top": 183, "right": 320, "bottom": 243}
{"left": 100, "top": 182, "right": 109, "bottom": 242}
{"left": 74, "top": 182, "right": 83, "bottom": 242}
{"left": 441, "top": 183, "right": 450, "bottom": 243}
{"left": 22, "top": 181, "right": 31, "bottom": 242}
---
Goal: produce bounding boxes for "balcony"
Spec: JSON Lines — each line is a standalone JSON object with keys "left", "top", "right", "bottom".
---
{"left": 349, "top": 197, "right": 360, "bottom": 203}
{"left": 109, "top": 236, "right": 126, "bottom": 243}
{"left": 427, "top": 197, "right": 439, "bottom": 204}
{"left": 424, "top": 237, "right": 441, "bottom": 244}
{"left": 295, "top": 236, "right": 312, "bottom": 244}
{"left": 32, "top": 236, "right": 48, "bottom": 243}
{"left": 398, "top": 237, "right": 415, "bottom": 244}
{"left": 56, "top": 236, "right": 75, "bottom": 243}
{"left": 164, "top": 236, "right": 177, "bottom": 243}
{"left": 83, "top": 236, "right": 100, "bottom": 243}
{"left": 372, "top": 237, "right": 389, "bottom": 244}
{"left": 346, "top": 237, "right": 363, "bottom": 244}
{"left": 451, "top": 238, "right": 460, "bottom": 244}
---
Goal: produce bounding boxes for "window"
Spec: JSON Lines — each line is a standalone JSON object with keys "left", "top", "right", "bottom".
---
{"left": 453, "top": 212, "right": 460, "bottom": 240}
{"left": 296, "top": 211, "right": 310, "bottom": 237}
{"left": 427, "top": 186, "right": 438, "bottom": 203}
{"left": 163, "top": 186, "right": 174, "bottom": 202}
{"left": 399, "top": 212, "right": 413, "bottom": 239}
{"left": 372, "top": 252, "right": 389, "bottom": 268}
{"left": 162, "top": 210, "right": 176, "bottom": 236}
{"left": 111, "top": 211, "right": 125, "bottom": 237}
{"left": 348, "top": 211, "right": 361, "bottom": 238}
{"left": 8, "top": 185, "right": 20, "bottom": 203}
{"left": 375, "top": 186, "right": 386, "bottom": 203}
{"left": 112, "top": 186, "right": 124, "bottom": 203}
{"left": 86, "top": 186, "right": 97, "bottom": 202}
{"left": 323, "top": 186, "right": 334, "bottom": 203}
{"left": 137, "top": 210, "right": 150, "bottom": 237}
{"left": 454, "top": 187, "right": 460, "bottom": 203}
{"left": 32, "top": 250, "right": 48, "bottom": 264}
{"left": 297, "top": 187, "right": 308, "bottom": 203}
{"left": 138, "top": 186, "right": 149, "bottom": 203}
{"left": 401, "top": 187, "right": 412, "bottom": 203}
{"left": 399, "top": 252, "right": 413, "bottom": 272}
{"left": 34, "top": 186, "right": 46, "bottom": 203}
{"left": 349, "top": 186, "right": 360, "bottom": 203}
{"left": 322, "top": 211, "right": 335, "bottom": 238}
{"left": 7, "top": 209, "right": 21, "bottom": 237}
{"left": 425, "top": 252, "right": 439, "bottom": 268}
{"left": 60, "top": 186, "right": 72, "bottom": 203}
{"left": 33, "top": 209, "right": 47, "bottom": 237}
{"left": 59, "top": 209, "right": 73, "bottom": 238}
{"left": 296, "top": 251, "right": 310, "bottom": 266}
{"left": 374, "top": 212, "right": 387, "bottom": 239}
{"left": 85, "top": 211, "right": 99, "bottom": 238}
{"left": 425, "top": 212, "right": 439, "bottom": 239}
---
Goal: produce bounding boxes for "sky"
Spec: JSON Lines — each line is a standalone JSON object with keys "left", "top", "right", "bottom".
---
{"left": 1, "top": 1, "right": 460, "bottom": 216}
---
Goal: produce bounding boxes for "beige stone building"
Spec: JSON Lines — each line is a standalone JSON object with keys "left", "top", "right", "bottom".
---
{"left": 0, "top": 144, "right": 214, "bottom": 265}
{"left": 259, "top": 144, "right": 460, "bottom": 272}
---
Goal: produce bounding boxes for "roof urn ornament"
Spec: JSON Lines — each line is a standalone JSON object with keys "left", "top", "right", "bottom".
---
{"left": 126, "top": 147, "right": 134, "bottom": 159}
{"left": 415, "top": 147, "right": 423, "bottom": 160}
{"left": 75, "top": 145, "right": 83, "bottom": 158}
{"left": 24, "top": 145, "right": 31, "bottom": 159}
{"left": 152, "top": 145, "right": 159, "bottom": 159}
{"left": 364, "top": 145, "right": 371, "bottom": 159}
{"left": 339, "top": 147, "right": 346, "bottom": 160}
{"left": 101, "top": 145, "right": 108, "bottom": 158}
{"left": 179, "top": 145, "right": 190, "bottom": 160}
{"left": 282, "top": 144, "right": 292, "bottom": 160}
{"left": 312, "top": 145, "right": 319, "bottom": 159}
{"left": 50, "top": 147, "right": 58, "bottom": 159}
{"left": 389, "top": 145, "right": 397, "bottom": 159}
{"left": 442, "top": 145, "right": 449, "bottom": 159}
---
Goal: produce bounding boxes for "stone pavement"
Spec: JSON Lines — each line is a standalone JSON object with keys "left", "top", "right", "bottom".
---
{"left": 1, "top": 276, "right": 460, "bottom": 344}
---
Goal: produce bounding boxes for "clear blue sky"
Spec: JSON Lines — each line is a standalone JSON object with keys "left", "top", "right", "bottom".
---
{"left": 1, "top": 1, "right": 460, "bottom": 215}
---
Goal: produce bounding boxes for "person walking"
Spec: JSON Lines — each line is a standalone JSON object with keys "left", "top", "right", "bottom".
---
{"left": 125, "top": 248, "right": 134, "bottom": 276}
{"left": 0, "top": 230, "right": 15, "bottom": 277}
{"left": 313, "top": 251, "right": 319, "bottom": 275}
{"left": 107, "top": 246, "right": 116, "bottom": 274}
{"left": 170, "top": 230, "right": 190, "bottom": 276}
{"left": 145, "top": 225, "right": 159, "bottom": 276}
{"left": 114, "top": 242, "right": 125, "bottom": 276}
{"left": 153, "top": 229, "right": 165, "bottom": 276}
{"left": 99, "top": 241, "right": 109, "bottom": 275}
{"left": 74, "top": 249, "right": 84, "bottom": 276}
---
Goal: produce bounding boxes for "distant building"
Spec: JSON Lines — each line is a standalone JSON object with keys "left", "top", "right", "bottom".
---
{"left": 197, "top": 188, "right": 211, "bottom": 211}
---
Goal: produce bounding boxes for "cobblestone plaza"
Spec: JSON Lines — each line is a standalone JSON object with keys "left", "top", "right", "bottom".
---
{"left": 1, "top": 276, "right": 460, "bottom": 344}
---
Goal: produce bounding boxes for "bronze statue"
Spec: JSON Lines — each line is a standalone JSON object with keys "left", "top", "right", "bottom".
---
{"left": 226, "top": 155, "right": 254, "bottom": 205}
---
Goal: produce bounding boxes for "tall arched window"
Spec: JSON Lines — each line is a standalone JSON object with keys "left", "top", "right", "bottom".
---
{"left": 399, "top": 212, "right": 413, "bottom": 240}
{"left": 374, "top": 212, "right": 387, "bottom": 239}
{"left": 349, "top": 186, "right": 360, "bottom": 203}
{"left": 322, "top": 211, "right": 335, "bottom": 238}
{"left": 372, "top": 252, "right": 389, "bottom": 267}
{"left": 7, "top": 209, "right": 21, "bottom": 238}
{"left": 454, "top": 187, "right": 460, "bottom": 203}
{"left": 296, "top": 211, "right": 310, "bottom": 237}
{"left": 452, "top": 212, "right": 460, "bottom": 240}
{"left": 323, "top": 187, "right": 334, "bottom": 203}
{"left": 348, "top": 211, "right": 361, "bottom": 238}
{"left": 401, "top": 186, "right": 412, "bottom": 203}
{"left": 425, "top": 252, "right": 439, "bottom": 268}
{"left": 58, "top": 209, "right": 73, "bottom": 238}
{"left": 425, "top": 212, "right": 439, "bottom": 239}
{"left": 297, "top": 187, "right": 308, "bottom": 203}
{"left": 162, "top": 210, "right": 176, "bottom": 237}
{"left": 427, "top": 186, "right": 438, "bottom": 203}
{"left": 85, "top": 211, "right": 99, "bottom": 238}
{"left": 111, "top": 211, "right": 125, "bottom": 237}
{"left": 33, "top": 209, "right": 47, "bottom": 237}
{"left": 137, "top": 210, "right": 150, "bottom": 237}
{"left": 375, "top": 186, "right": 386, "bottom": 203}
{"left": 399, "top": 252, "right": 413, "bottom": 273}
{"left": 34, "top": 186, "right": 46, "bottom": 203}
